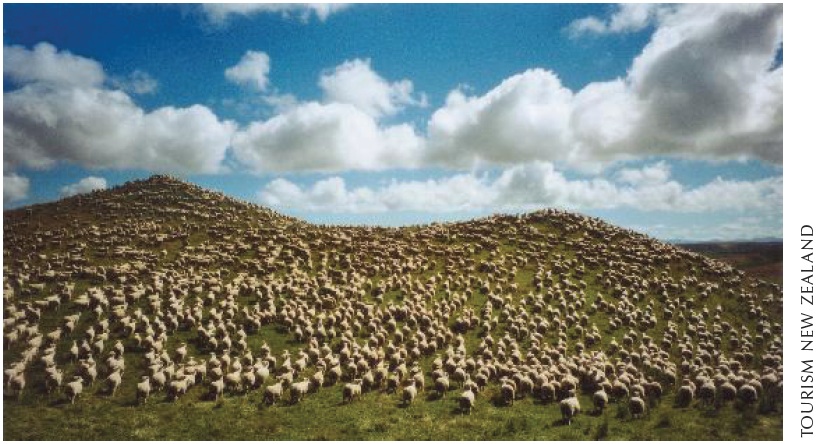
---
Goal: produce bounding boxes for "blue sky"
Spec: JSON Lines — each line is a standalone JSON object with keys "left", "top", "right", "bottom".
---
{"left": 3, "top": 3, "right": 783, "bottom": 242}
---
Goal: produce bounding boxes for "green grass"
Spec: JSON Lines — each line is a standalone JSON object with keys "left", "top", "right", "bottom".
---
{"left": 4, "top": 385, "right": 782, "bottom": 440}
{"left": 3, "top": 178, "right": 783, "bottom": 440}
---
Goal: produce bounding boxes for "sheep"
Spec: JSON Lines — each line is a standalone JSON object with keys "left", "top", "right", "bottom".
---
{"left": 136, "top": 376, "right": 151, "bottom": 404}
{"left": 738, "top": 384, "right": 758, "bottom": 407}
{"left": 402, "top": 382, "right": 418, "bottom": 406}
{"left": 255, "top": 361, "right": 271, "bottom": 388}
{"left": 698, "top": 381, "right": 716, "bottom": 408}
{"left": 592, "top": 389, "right": 608, "bottom": 414}
{"left": 69, "top": 341, "right": 80, "bottom": 362}
{"left": 412, "top": 372, "right": 425, "bottom": 393}
{"left": 151, "top": 371, "right": 167, "bottom": 390}
{"left": 263, "top": 382, "right": 283, "bottom": 405}
{"left": 290, "top": 379, "right": 311, "bottom": 404}
{"left": 676, "top": 385, "right": 694, "bottom": 407}
{"left": 210, "top": 377, "right": 224, "bottom": 400}
{"left": 107, "top": 370, "right": 123, "bottom": 396}
{"left": 66, "top": 376, "right": 84, "bottom": 404}
{"left": 174, "top": 342, "right": 188, "bottom": 363}
{"left": 310, "top": 368, "right": 325, "bottom": 392}
{"left": 241, "top": 366, "right": 256, "bottom": 392}
{"left": 559, "top": 394, "right": 581, "bottom": 425}
{"left": 45, "top": 367, "right": 63, "bottom": 394}
{"left": 459, "top": 388, "right": 476, "bottom": 415}
{"left": 225, "top": 370, "right": 243, "bottom": 394}
{"left": 434, "top": 376, "right": 450, "bottom": 399}
{"left": 79, "top": 361, "right": 97, "bottom": 385}
{"left": 500, "top": 379, "right": 516, "bottom": 406}
{"left": 628, "top": 396, "right": 646, "bottom": 418}
{"left": 539, "top": 381, "right": 556, "bottom": 403}
{"left": 718, "top": 382, "right": 737, "bottom": 407}
{"left": 343, "top": 379, "right": 363, "bottom": 403}
{"left": 8, "top": 372, "right": 26, "bottom": 400}
{"left": 168, "top": 378, "right": 188, "bottom": 401}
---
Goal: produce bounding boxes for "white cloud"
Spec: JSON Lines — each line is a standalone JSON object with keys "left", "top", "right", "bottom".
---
{"left": 263, "top": 90, "right": 299, "bottom": 112}
{"left": 225, "top": 50, "right": 270, "bottom": 91}
{"left": 3, "top": 43, "right": 236, "bottom": 174}
{"left": 319, "top": 58, "right": 426, "bottom": 118}
{"left": 60, "top": 176, "right": 108, "bottom": 197}
{"left": 4, "top": 84, "right": 235, "bottom": 173}
{"left": 257, "top": 161, "right": 782, "bottom": 214}
{"left": 202, "top": 3, "right": 348, "bottom": 25}
{"left": 428, "top": 4, "right": 783, "bottom": 169}
{"left": 615, "top": 161, "right": 671, "bottom": 186}
{"left": 567, "top": 4, "right": 669, "bottom": 37}
{"left": 3, "top": 173, "right": 30, "bottom": 203}
{"left": 3, "top": 42, "right": 106, "bottom": 87}
{"left": 232, "top": 101, "right": 424, "bottom": 172}
{"left": 427, "top": 69, "right": 574, "bottom": 168}
{"left": 111, "top": 70, "right": 158, "bottom": 95}
{"left": 625, "top": 4, "right": 783, "bottom": 164}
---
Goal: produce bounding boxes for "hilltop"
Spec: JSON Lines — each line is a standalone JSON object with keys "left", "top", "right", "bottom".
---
{"left": 3, "top": 176, "right": 782, "bottom": 440}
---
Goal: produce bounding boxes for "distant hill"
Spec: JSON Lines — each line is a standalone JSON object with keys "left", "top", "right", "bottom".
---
{"left": 3, "top": 175, "right": 783, "bottom": 440}
{"left": 677, "top": 241, "right": 782, "bottom": 285}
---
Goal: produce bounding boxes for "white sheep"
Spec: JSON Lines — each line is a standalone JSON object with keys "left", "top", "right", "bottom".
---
{"left": 107, "top": 370, "right": 122, "bottom": 396}
{"left": 738, "top": 384, "right": 758, "bottom": 407}
{"left": 501, "top": 381, "right": 516, "bottom": 406}
{"left": 225, "top": 370, "right": 243, "bottom": 394}
{"left": 210, "top": 377, "right": 225, "bottom": 400}
{"left": 241, "top": 366, "right": 256, "bottom": 392}
{"left": 175, "top": 342, "right": 187, "bottom": 363}
{"left": 343, "top": 379, "right": 362, "bottom": 403}
{"left": 402, "top": 382, "right": 418, "bottom": 406}
{"left": 677, "top": 385, "right": 694, "bottom": 407}
{"left": 168, "top": 378, "right": 188, "bottom": 401}
{"left": 459, "top": 388, "right": 475, "bottom": 415}
{"left": 45, "top": 367, "right": 63, "bottom": 394}
{"left": 255, "top": 361, "right": 271, "bottom": 387}
{"left": 290, "top": 379, "right": 311, "bottom": 404}
{"left": 560, "top": 395, "right": 581, "bottom": 424}
{"left": 628, "top": 396, "right": 646, "bottom": 418}
{"left": 8, "top": 372, "right": 26, "bottom": 400}
{"left": 136, "top": 375, "right": 151, "bottom": 404}
{"left": 434, "top": 376, "right": 450, "bottom": 399}
{"left": 592, "top": 389, "right": 608, "bottom": 414}
{"left": 698, "top": 381, "right": 716, "bottom": 408}
{"left": 66, "top": 376, "right": 84, "bottom": 404}
{"left": 263, "top": 382, "right": 283, "bottom": 405}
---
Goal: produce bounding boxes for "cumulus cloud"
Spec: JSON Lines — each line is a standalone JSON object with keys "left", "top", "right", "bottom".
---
{"left": 625, "top": 4, "right": 783, "bottom": 164}
{"left": 257, "top": 161, "right": 782, "bottom": 214}
{"left": 111, "top": 70, "right": 158, "bottom": 95}
{"left": 428, "top": 4, "right": 783, "bottom": 169}
{"left": 427, "top": 69, "right": 574, "bottom": 168}
{"left": 4, "top": 84, "right": 235, "bottom": 173}
{"left": 225, "top": 50, "right": 270, "bottom": 91}
{"left": 567, "top": 4, "right": 670, "bottom": 37}
{"left": 233, "top": 101, "right": 424, "bottom": 172}
{"left": 202, "top": 3, "right": 349, "bottom": 25}
{"left": 263, "top": 90, "right": 299, "bottom": 112}
{"left": 3, "top": 173, "right": 30, "bottom": 203}
{"left": 60, "top": 176, "right": 108, "bottom": 197}
{"left": 319, "top": 59, "right": 426, "bottom": 118}
{"left": 3, "top": 42, "right": 106, "bottom": 87}
{"left": 4, "top": 43, "right": 236, "bottom": 174}
{"left": 615, "top": 161, "right": 671, "bottom": 186}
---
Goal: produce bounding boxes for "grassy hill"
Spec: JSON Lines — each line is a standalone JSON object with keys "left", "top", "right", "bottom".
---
{"left": 3, "top": 175, "right": 783, "bottom": 440}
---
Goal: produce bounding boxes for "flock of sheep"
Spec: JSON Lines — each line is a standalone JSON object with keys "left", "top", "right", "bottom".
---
{"left": 3, "top": 175, "right": 783, "bottom": 433}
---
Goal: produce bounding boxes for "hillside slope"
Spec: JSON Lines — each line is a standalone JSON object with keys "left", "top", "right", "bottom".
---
{"left": 3, "top": 175, "right": 782, "bottom": 440}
